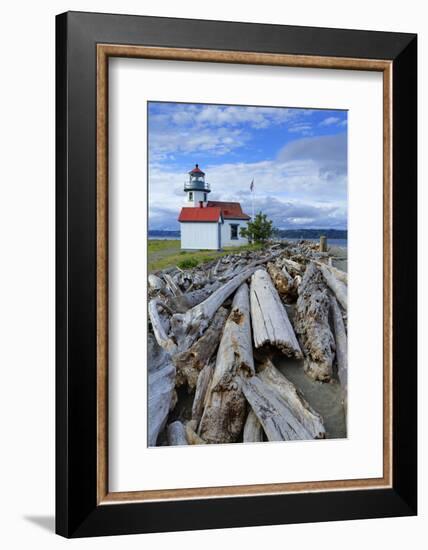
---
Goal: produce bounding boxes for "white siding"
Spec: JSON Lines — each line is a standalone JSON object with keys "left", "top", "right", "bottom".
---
{"left": 184, "top": 190, "right": 208, "bottom": 207}
{"left": 220, "top": 220, "right": 249, "bottom": 248}
{"left": 180, "top": 222, "right": 220, "bottom": 250}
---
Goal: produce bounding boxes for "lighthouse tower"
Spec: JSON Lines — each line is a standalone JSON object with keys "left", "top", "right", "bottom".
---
{"left": 184, "top": 164, "right": 210, "bottom": 206}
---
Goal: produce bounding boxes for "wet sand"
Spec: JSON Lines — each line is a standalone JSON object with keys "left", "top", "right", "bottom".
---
{"left": 274, "top": 354, "right": 347, "bottom": 439}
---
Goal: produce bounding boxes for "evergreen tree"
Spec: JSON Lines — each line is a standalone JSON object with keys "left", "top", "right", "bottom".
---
{"left": 240, "top": 212, "right": 274, "bottom": 243}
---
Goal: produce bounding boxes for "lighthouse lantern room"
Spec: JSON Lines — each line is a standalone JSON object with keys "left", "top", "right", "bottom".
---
{"left": 184, "top": 164, "right": 210, "bottom": 206}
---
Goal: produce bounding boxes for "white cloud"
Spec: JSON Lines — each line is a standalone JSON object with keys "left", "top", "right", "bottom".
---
{"left": 320, "top": 116, "right": 341, "bottom": 126}
{"left": 149, "top": 155, "right": 347, "bottom": 230}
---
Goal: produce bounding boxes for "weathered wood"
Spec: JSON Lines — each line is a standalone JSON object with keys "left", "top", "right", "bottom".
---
{"left": 243, "top": 410, "right": 264, "bottom": 442}
{"left": 318, "top": 262, "right": 347, "bottom": 310}
{"left": 165, "top": 281, "right": 223, "bottom": 313}
{"left": 191, "top": 363, "right": 214, "bottom": 427}
{"left": 163, "top": 273, "right": 182, "bottom": 296}
{"left": 240, "top": 376, "right": 312, "bottom": 441}
{"left": 315, "top": 261, "right": 347, "bottom": 285}
{"left": 173, "top": 306, "right": 228, "bottom": 389}
{"left": 280, "top": 257, "right": 303, "bottom": 276}
{"left": 267, "top": 262, "right": 296, "bottom": 302}
{"left": 170, "top": 266, "right": 257, "bottom": 352}
{"left": 294, "top": 263, "right": 335, "bottom": 381}
{"left": 199, "top": 284, "right": 254, "bottom": 444}
{"left": 319, "top": 235, "right": 328, "bottom": 252}
{"left": 148, "top": 273, "right": 168, "bottom": 294}
{"left": 147, "top": 336, "right": 177, "bottom": 446}
{"left": 258, "top": 359, "right": 325, "bottom": 438}
{"left": 330, "top": 295, "right": 348, "bottom": 410}
{"left": 148, "top": 298, "right": 178, "bottom": 355}
{"left": 186, "top": 420, "right": 207, "bottom": 445}
{"left": 250, "top": 269, "right": 302, "bottom": 357}
{"left": 167, "top": 421, "right": 188, "bottom": 446}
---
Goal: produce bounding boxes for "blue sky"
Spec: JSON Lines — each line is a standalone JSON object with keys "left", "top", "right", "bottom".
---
{"left": 148, "top": 102, "right": 347, "bottom": 230}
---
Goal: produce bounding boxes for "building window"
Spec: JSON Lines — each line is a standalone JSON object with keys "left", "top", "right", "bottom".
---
{"left": 203, "top": 193, "right": 207, "bottom": 202}
{"left": 230, "top": 224, "right": 239, "bottom": 240}
{"left": 188, "top": 192, "right": 193, "bottom": 201}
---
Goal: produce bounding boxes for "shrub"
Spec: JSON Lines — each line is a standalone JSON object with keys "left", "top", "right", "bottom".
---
{"left": 177, "top": 257, "right": 199, "bottom": 269}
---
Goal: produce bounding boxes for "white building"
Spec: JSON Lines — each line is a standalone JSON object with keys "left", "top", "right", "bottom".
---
{"left": 178, "top": 164, "right": 250, "bottom": 250}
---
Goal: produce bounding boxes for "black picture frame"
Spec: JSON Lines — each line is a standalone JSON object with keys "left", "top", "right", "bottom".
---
{"left": 56, "top": 11, "right": 417, "bottom": 538}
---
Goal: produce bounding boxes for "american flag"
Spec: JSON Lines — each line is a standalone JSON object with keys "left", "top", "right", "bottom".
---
{"left": 250, "top": 179, "right": 254, "bottom": 192}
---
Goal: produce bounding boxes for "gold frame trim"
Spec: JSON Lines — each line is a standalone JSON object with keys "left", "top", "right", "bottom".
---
{"left": 96, "top": 44, "right": 393, "bottom": 505}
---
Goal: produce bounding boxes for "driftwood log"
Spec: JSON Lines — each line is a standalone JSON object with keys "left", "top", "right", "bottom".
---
{"left": 148, "top": 298, "right": 178, "bottom": 355}
{"left": 147, "top": 336, "right": 177, "bottom": 446}
{"left": 243, "top": 410, "right": 264, "bottom": 442}
{"left": 267, "top": 262, "right": 296, "bottom": 302}
{"left": 199, "top": 283, "right": 255, "bottom": 444}
{"left": 173, "top": 307, "right": 228, "bottom": 389}
{"left": 315, "top": 261, "right": 348, "bottom": 285}
{"left": 318, "top": 262, "right": 347, "bottom": 310}
{"left": 258, "top": 359, "right": 325, "bottom": 438}
{"left": 330, "top": 295, "right": 348, "bottom": 410}
{"left": 240, "top": 376, "right": 312, "bottom": 441}
{"left": 167, "top": 421, "right": 188, "bottom": 446}
{"left": 186, "top": 420, "right": 207, "bottom": 445}
{"left": 170, "top": 266, "right": 257, "bottom": 352}
{"left": 191, "top": 363, "right": 214, "bottom": 427}
{"left": 165, "top": 281, "right": 222, "bottom": 313}
{"left": 250, "top": 269, "right": 302, "bottom": 357}
{"left": 294, "top": 263, "right": 335, "bottom": 381}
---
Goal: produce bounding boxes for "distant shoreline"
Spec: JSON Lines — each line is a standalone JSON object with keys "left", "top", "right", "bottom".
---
{"left": 149, "top": 229, "right": 347, "bottom": 240}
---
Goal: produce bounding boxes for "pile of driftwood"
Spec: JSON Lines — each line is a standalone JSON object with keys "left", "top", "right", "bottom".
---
{"left": 148, "top": 240, "right": 347, "bottom": 447}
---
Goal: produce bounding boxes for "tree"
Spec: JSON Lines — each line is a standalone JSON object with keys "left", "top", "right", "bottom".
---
{"left": 240, "top": 212, "right": 274, "bottom": 243}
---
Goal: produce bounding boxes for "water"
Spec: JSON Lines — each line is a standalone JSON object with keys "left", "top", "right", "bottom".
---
{"left": 281, "top": 237, "right": 347, "bottom": 247}
{"left": 148, "top": 235, "right": 348, "bottom": 247}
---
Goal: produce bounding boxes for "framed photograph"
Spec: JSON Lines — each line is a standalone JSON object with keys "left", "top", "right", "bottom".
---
{"left": 56, "top": 11, "right": 417, "bottom": 538}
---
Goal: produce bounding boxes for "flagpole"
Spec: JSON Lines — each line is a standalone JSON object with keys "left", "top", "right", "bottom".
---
{"left": 251, "top": 179, "right": 255, "bottom": 220}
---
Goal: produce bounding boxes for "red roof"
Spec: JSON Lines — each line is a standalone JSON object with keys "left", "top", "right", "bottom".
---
{"left": 178, "top": 207, "right": 222, "bottom": 223}
{"left": 189, "top": 164, "right": 205, "bottom": 175}
{"left": 207, "top": 201, "right": 251, "bottom": 220}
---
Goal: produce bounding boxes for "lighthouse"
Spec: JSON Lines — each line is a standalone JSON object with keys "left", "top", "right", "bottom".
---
{"left": 184, "top": 164, "right": 210, "bottom": 206}
{"left": 178, "top": 164, "right": 250, "bottom": 250}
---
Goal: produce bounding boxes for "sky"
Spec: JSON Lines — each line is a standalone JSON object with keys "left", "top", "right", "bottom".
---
{"left": 148, "top": 102, "right": 347, "bottom": 231}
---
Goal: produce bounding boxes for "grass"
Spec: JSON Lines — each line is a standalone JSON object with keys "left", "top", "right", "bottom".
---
{"left": 148, "top": 239, "right": 264, "bottom": 273}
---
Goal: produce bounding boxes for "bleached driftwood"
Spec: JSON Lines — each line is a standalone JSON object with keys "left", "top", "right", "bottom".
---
{"left": 191, "top": 363, "right": 214, "bottom": 427}
{"left": 258, "top": 359, "right": 325, "bottom": 438}
{"left": 243, "top": 410, "right": 264, "bottom": 442}
{"left": 163, "top": 273, "right": 182, "bottom": 296}
{"left": 167, "top": 420, "right": 188, "bottom": 446}
{"left": 166, "top": 281, "right": 223, "bottom": 313}
{"left": 173, "top": 307, "right": 228, "bottom": 388}
{"left": 250, "top": 269, "right": 302, "bottom": 357}
{"left": 267, "top": 262, "right": 296, "bottom": 302}
{"left": 186, "top": 420, "right": 207, "bottom": 445}
{"left": 279, "top": 257, "right": 303, "bottom": 276}
{"left": 199, "top": 284, "right": 255, "bottom": 444}
{"left": 315, "top": 261, "right": 348, "bottom": 285}
{"left": 148, "top": 298, "right": 178, "bottom": 355}
{"left": 240, "top": 376, "right": 312, "bottom": 441}
{"left": 170, "top": 266, "right": 257, "bottom": 352}
{"left": 318, "top": 263, "right": 347, "bottom": 310}
{"left": 294, "top": 263, "right": 335, "bottom": 382}
{"left": 148, "top": 336, "right": 177, "bottom": 446}
{"left": 330, "top": 295, "right": 348, "bottom": 409}
{"left": 148, "top": 274, "right": 169, "bottom": 294}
